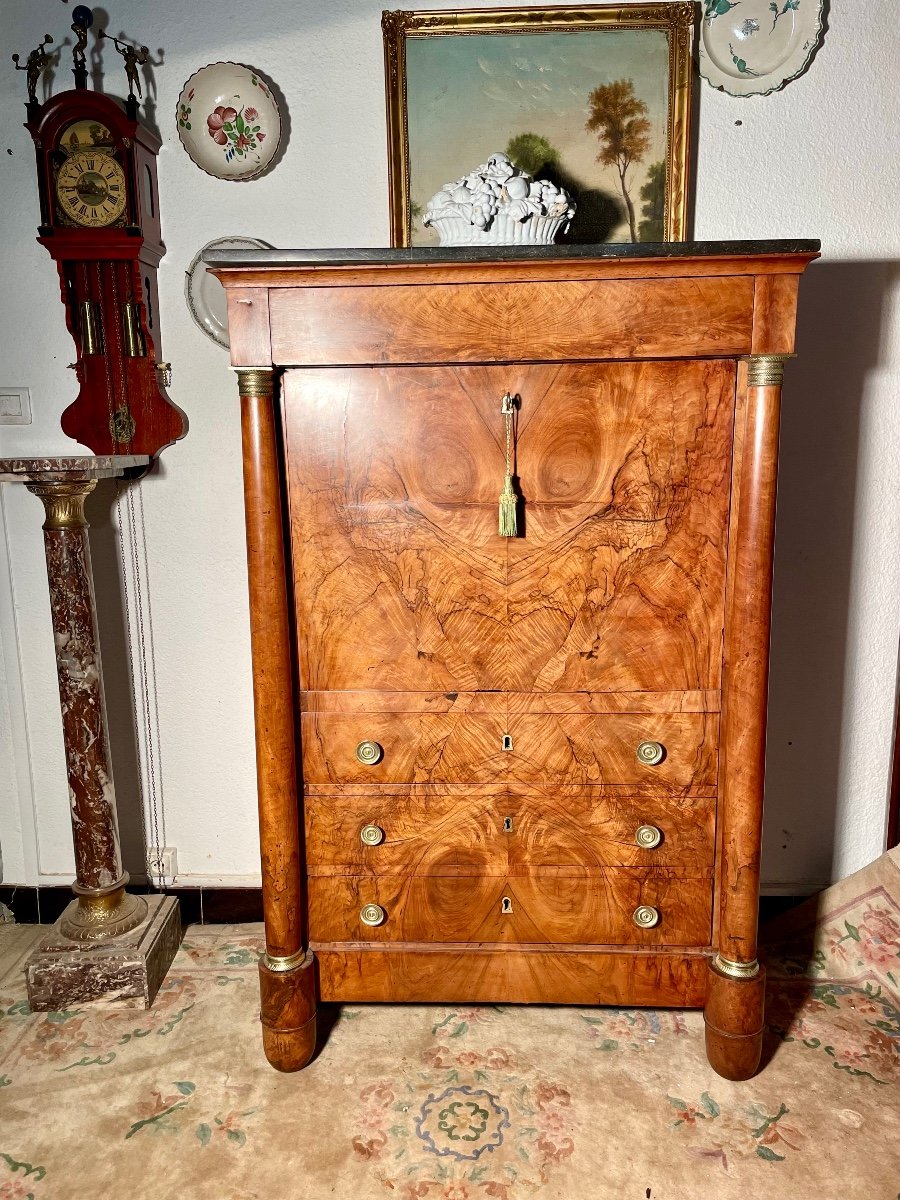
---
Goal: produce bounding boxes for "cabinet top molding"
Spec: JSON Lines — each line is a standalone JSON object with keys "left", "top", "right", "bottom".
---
{"left": 205, "top": 239, "right": 820, "bottom": 272}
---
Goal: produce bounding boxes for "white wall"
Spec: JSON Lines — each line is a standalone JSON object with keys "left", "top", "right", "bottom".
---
{"left": 1, "top": 1, "right": 898, "bottom": 892}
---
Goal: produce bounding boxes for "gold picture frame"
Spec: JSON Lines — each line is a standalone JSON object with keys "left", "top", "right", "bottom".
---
{"left": 382, "top": 4, "right": 695, "bottom": 247}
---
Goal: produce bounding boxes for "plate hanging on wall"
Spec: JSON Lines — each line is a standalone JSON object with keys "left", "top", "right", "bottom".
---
{"left": 699, "top": 0, "right": 824, "bottom": 97}
{"left": 176, "top": 62, "right": 281, "bottom": 179}
{"left": 185, "top": 237, "right": 272, "bottom": 348}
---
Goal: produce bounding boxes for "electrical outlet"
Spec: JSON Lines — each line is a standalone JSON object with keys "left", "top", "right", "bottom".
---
{"left": 147, "top": 846, "right": 177, "bottom": 883}
{"left": 0, "top": 387, "right": 32, "bottom": 425}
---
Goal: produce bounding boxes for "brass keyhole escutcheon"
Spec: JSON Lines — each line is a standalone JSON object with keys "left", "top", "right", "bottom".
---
{"left": 632, "top": 905, "right": 660, "bottom": 929}
{"left": 502, "top": 734, "right": 513, "bottom": 752}
{"left": 636, "top": 740, "right": 665, "bottom": 766}
{"left": 503, "top": 816, "right": 513, "bottom": 833}
{"left": 360, "top": 824, "right": 385, "bottom": 846}
{"left": 501, "top": 896, "right": 513, "bottom": 914}
{"left": 356, "top": 740, "right": 384, "bottom": 765}
{"left": 360, "top": 903, "right": 386, "bottom": 927}
{"left": 635, "top": 824, "right": 662, "bottom": 849}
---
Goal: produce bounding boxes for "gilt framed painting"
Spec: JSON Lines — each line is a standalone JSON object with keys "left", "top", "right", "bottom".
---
{"left": 382, "top": 4, "right": 695, "bottom": 247}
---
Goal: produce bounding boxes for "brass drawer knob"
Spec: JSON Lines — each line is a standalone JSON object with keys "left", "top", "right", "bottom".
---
{"left": 636, "top": 740, "right": 665, "bottom": 766}
{"left": 356, "top": 740, "right": 383, "bottom": 765}
{"left": 360, "top": 903, "right": 386, "bottom": 927}
{"left": 360, "top": 824, "right": 385, "bottom": 846}
{"left": 635, "top": 824, "right": 662, "bottom": 849}
{"left": 633, "top": 905, "right": 660, "bottom": 929}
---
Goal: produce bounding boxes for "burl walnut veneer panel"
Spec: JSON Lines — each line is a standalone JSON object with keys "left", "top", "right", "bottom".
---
{"left": 307, "top": 868, "right": 712, "bottom": 946}
{"left": 300, "top": 711, "right": 718, "bottom": 788}
{"left": 283, "top": 360, "right": 733, "bottom": 695}
{"left": 269, "top": 276, "right": 754, "bottom": 365}
{"left": 304, "top": 786, "right": 715, "bottom": 875}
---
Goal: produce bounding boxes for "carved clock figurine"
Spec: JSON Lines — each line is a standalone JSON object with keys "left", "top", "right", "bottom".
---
{"left": 15, "top": 10, "right": 186, "bottom": 456}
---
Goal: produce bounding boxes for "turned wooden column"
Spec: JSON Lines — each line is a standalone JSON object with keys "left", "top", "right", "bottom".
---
{"left": 708, "top": 352, "right": 793, "bottom": 1080}
{"left": 235, "top": 367, "right": 316, "bottom": 1072}
{"left": 27, "top": 476, "right": 148, "bottom": 939}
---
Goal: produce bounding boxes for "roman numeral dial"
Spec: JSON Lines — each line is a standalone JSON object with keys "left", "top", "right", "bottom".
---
{"left": 55, "top": 148, "right": 127, "bottom": 228}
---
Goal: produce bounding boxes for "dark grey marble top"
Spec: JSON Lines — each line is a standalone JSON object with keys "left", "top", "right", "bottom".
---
{"left": 0, "top": 456, "right": 150, "bottom": 483}
{"left": 204, "top": 239, "right": 821, "bottom": 268}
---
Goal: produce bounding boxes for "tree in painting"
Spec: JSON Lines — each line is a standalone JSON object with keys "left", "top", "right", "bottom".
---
{"left": 585, "top": 79, "right": 651, "bottom": 242}
{"left": 506, "top": 132, "right": 561, "bottom": 177}
{"left": 638, "top": 160, "right": 665, "bottom": 242}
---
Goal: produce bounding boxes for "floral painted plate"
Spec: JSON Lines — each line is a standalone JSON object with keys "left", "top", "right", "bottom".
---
{"left": 176, "top": 62, "right": 281, "bottom": 180}
{"left": 699, "top": 0, "right": 824, "bottom": 97}
{"left": 185, "top": 237, "right": 272, "bottom": 348}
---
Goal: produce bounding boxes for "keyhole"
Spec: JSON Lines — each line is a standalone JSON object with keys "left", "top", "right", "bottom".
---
{"left": 503, "top": 816, "right": 513, "bottom": 833}
{"left": 502, "top": 734, "right": 513, "bottom": 752}
{"left": 501, "top": 896, "right": 512, "bottom": 914}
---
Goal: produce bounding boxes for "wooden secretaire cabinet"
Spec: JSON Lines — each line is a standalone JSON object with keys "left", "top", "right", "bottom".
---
{"left": 209, "top": 241, "right": 819, "bottom": 1079}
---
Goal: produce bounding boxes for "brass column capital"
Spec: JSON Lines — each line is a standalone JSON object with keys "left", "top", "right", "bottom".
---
{"left": 26, "top": 479, "right": 97, "bottom": 530}
{"left": 233, "top": 366, "right": 275, "bottom": 397}
{"left": 743, "top": 354, "right": 795, "bottom": 388}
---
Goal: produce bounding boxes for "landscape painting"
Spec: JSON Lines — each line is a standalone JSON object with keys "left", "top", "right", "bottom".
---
{"left": 383, "top": 6, "right": 694, "bottom": 247}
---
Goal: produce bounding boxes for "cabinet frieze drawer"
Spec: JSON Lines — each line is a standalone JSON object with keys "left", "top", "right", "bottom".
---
{"left": 307, "top": 870, "right": 713, "bottom": 946}
{"left": 300, "top": 712, "right": 718, "bottom": 787}
{"left": 304, "top": 789, "right": 715, "bottom": 874}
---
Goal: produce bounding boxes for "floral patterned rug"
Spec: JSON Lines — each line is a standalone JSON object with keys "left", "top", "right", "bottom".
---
{"left": 1, "top": 849, "right": 898, "bottom": 1200}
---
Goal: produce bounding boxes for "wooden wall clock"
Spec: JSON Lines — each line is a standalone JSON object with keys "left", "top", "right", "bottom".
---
{"left": 17, "top": 16, "right": 186, "bottom": 456}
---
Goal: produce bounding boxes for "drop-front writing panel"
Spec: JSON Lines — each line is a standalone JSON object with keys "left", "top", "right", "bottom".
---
{"left": 282, "top": 360, "right": 734, "bottom": 696}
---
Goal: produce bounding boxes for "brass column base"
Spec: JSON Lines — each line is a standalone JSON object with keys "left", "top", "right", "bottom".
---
{"left": 60, "top": 880, "right": 148, "bottom": 941}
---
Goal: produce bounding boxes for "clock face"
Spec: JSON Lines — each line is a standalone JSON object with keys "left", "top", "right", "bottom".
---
{"left": 55, "top": 149, "right": 127, "bottom": 228}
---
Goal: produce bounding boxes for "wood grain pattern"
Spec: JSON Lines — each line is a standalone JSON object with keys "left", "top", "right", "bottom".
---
{"left": 305, "top": 786, "right": 715, "bottom": 874}
{"left": 316, "top": 945, "right": 710, "bottom": 1007}
{"left": 301, "top": 712, "right": 718, "bottom": 787}
{"left": 308, "top": 869, "right": 712, "bottom": 946}
{"left": 716, "top": 364, "right": 783, "bottom": 964}
{"left": 283, "top": 361, "right": 733, "bottom": 694}
{"left": 300, "top": 689, "right": 719, "bottom": 714}
{"left": 239, "top": 375, "right": 305, "bottom": 961}
{"left": 704, "top": 960, "right": 766, "bottom": 1081}
{"left": 751, "top": 273, "right": 801, "bottom": 354}
{"left": 270, "top": 277, "right": 754, "bottom": 366}
{"left": 226, "top": 288, "right": 272, "bottom": 366}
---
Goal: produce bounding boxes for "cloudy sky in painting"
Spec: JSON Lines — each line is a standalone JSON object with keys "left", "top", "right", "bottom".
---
{"left": 406, "top": 29, "right": 670, "bottom": 243}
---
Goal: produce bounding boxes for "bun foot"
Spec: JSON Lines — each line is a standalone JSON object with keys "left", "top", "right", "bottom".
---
{"left": 703, "top": 958, "right": 766, "bottom": 1081}
{"left": 258, "top": 950, "right": 317, "bottom": 1072}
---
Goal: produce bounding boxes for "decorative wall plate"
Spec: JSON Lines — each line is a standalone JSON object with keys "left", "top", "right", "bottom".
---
{"left": 185, "top": 237, "right": 271, "bottom": 347}
{"left": 699, "top": 0, "right": 824, "bottom": 97}
{"left": 176, "top": 62, "right": 281, "bottom": 179}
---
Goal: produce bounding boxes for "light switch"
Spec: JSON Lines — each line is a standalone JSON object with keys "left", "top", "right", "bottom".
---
{"left": 0, "top": 387, "right": 32, "bottom": 425}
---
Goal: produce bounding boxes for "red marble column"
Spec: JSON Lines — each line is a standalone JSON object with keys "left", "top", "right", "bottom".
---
{"left": 26, "top": 479, "right": 147, "bottom": 940}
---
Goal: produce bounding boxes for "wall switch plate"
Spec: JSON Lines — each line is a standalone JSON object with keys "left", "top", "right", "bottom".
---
{"left": 147, "top": 846, "right": 177, "bottom": 884}
{"left": 0, "top": 387, "right": 33, "bottom": 425}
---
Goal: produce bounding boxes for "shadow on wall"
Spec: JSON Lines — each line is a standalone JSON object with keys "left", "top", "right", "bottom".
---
{"left": 763, "top": 260, "right": 895, "bottom": 890}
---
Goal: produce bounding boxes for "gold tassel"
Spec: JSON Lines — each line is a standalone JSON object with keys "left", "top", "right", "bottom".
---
{"left": 499, "top": 392, "right": 518, "bottom": 537}
{"left": 499, "top": 472, "right": 517, "bottom": 537}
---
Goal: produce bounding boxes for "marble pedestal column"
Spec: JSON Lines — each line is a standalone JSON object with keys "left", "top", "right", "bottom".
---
{"left": 0, "top": 457, "right": 180, "bottom": 1010}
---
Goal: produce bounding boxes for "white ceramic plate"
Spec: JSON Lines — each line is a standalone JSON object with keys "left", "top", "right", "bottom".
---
{"left": 176, "top": 62, "right": 281, "bottom": 180}
{"left": 699, "top": 0, "right": 824, "bottom": 97}
{"left": 185, "top": 237, "right": 272, "bottom": 348}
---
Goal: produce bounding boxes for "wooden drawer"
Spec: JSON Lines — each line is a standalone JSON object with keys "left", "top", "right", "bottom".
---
{"left": 307, "top": 869, "right": 713, "bottom": 946}
{"left": 300, "top": 712, "right": 718, "bottom": 787}
{"left": 270, "top": 276, "right": 753, "bottom": 365}
{"left": 305, "top": 785, "right": 715, "bottom": 874}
